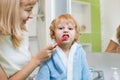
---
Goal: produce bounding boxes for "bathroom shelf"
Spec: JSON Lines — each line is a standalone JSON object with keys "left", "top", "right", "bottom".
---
{"left": 70, "top": 1, "right": 91, "bottom": 33}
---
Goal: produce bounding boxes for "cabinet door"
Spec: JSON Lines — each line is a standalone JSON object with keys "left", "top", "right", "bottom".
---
{"left": 54, "top": 0, "right": 70, "bottom": 17}
{"left": 44, "top": 0, "right": 70, "bottom": 44}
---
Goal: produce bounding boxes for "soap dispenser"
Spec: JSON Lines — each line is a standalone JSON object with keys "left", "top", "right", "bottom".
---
{"left": 111, "top": 67, "right": 120, "bottom": 80}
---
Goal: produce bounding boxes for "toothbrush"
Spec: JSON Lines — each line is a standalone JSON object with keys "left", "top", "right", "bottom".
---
{"left": 54, "top": 36, "right": 68, "bottom": 47}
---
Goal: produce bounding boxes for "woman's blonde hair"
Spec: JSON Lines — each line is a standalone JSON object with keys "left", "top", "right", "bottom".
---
{"left": 49, "top": 13, "right": 81, "bottom": 42}
{"left": 0, "top": 0, "right": 27, "bottom": 48}
{"left": 117, "top": 25, "right": 120, "bottom": 43}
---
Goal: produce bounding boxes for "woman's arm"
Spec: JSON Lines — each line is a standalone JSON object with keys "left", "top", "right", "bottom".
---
{"left": 0, "top": 66, "right": 8, "bottom": 80}
{"left": 0, "top": 56, "right": 38, "bottom": 80}
{"left": 2, "top": 44, "right": 55, "bottom": 80}
{"left": 9, "top": 57, "right": 40, "bottom": 80}
{"left": 105, "top": 40, "right": 119, "bottom": 53}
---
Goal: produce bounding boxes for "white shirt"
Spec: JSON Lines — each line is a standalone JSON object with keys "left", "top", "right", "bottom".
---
{"left": 0, "top": 32, "right": 31, "bottom": 77}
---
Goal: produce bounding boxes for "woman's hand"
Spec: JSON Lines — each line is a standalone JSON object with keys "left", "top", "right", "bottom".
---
{"left": 33, "top": 44, "right": 56, "bottom": 66}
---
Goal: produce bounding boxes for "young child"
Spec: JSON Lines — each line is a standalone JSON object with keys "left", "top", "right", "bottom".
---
{"left": 0, "top": 0, "right": 55, "bottom": 80}
{"left": 36, "top": 13, "right": 91, "bottom": 80}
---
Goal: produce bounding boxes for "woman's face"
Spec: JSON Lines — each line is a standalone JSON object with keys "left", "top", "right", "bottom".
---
{"left": 20, "top": 0, "right": 36, "bottom": 26}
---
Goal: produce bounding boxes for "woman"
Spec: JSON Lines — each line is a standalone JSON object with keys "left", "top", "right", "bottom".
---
{"left": 0, "top": 0, "right": 55, "bottom": 80}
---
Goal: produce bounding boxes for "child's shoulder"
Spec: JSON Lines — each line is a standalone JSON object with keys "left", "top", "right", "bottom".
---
{"left": 75, "top": 43, "right": 86, "bottom": 52}
{"left": 74, "top": 42, "right": 83, "bottom": 48}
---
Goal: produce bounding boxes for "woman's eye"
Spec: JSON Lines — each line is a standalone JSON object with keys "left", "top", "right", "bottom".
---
{"left": 26, "top": 9, "right": 32, "bottom": 12}
{"left": 25, "top": 7, "right": 33, "bottom": 12}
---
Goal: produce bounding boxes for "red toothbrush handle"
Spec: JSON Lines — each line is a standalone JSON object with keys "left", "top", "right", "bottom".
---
{"left": 54, "top": 36, "right": 68, "bottom": 47}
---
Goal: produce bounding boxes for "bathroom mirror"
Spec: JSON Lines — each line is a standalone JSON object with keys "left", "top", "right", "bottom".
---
{"left": 70, "top": 0, "right": 120, "bottom": 53}
{"left": 28, "top": 0, "right": 120, "bottom": 54}
{"left": 100, "top": 0, "right": 120, "bottom": 52}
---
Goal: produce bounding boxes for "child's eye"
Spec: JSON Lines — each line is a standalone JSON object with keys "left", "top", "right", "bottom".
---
{"left": 58, "top": 27, "right": 63, "bottom": 30}
{"left": 68, "top": 27, "right": 73, "bottom": 30}
{"left": 57, "top": 26, "right": 64, "bottom": 30}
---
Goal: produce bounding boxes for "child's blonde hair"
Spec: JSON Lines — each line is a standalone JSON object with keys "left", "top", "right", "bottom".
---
{"left": 117, "top": 25, "right": 120, "bottom": 43}
{"left": 49, "top": 13, "right": 81, "bottom": 42}
{"left": 0, "top": 0, "right": 35, "bottom": 48}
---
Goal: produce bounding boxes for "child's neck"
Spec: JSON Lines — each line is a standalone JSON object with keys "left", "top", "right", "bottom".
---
{"left": 59, "top": 43, "right": 72, "bottom": 57}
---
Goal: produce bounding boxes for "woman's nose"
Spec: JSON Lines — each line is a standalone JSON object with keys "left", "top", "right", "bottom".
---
{"left": 28, "top": 12, "right": 33, "bottom": 19}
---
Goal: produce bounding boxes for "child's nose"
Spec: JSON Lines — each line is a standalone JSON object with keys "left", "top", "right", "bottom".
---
{"left": 63, "top": 28, "right": 68, "bottom": 33}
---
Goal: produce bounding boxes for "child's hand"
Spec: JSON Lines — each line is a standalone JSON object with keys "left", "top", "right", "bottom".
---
{"left": 33, "top": 44, "right": 56, "bottom": 66}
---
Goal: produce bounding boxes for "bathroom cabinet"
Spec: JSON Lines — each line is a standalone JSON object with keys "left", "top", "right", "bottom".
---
{"left": 70, "top": 0, "right": 91, "bottom": 33}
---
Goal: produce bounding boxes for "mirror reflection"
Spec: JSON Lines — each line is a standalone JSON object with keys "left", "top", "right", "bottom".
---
{"left": 27, "top": 0, "right": 120, "bottom": 53}
{"left": 105, "top": 25, "right": 120, "bottom": 53}
{"left": 71, "top": 0, "right": 120, "bottom": 53}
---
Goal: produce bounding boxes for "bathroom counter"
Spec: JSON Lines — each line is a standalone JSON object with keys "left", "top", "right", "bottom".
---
{"left": 86, "top": 52, "right": 120, "bottom": 80}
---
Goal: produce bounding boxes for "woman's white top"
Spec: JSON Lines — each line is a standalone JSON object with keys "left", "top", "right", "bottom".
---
{"left": 111, "top": 30, "right": 120, "bottom": 45}
{"left": 0, "top": 32, "right": 32, "bottom": 77}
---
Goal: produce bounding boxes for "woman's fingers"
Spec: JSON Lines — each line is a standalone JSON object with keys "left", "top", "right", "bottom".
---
{"left": 35, "top": 44, "right": 56, "bottom": 65}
